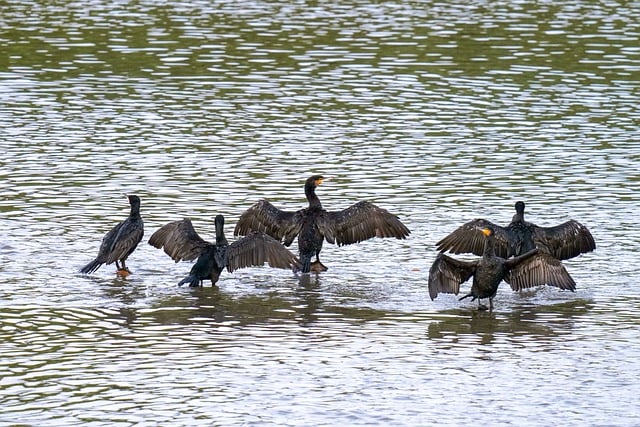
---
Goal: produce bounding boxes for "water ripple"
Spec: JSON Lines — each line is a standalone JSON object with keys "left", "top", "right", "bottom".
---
{"left": 2, "top": 0, "right": 640, "bottom": 425}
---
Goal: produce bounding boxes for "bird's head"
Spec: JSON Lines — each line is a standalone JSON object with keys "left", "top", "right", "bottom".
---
{"left": 126, "top": 194, "right": 140, "bottom": 205}
{"left": 515, "top": 201, "right": 525, "bottom": 214}
{"left": 307, "top": 175, "right": 327, "bottom": 188}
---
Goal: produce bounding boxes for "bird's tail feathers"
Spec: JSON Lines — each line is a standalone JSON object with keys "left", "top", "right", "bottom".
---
{"left": 297, "top": 254, "right": 312, "bottom": 274}
{"left": 80, "top": 259, "right": 103, "bottom": 274}
{"left": 458, "top": 292, "right": 476, "bottom": 302}
{"left": 178, "top": 275, "right": 201, "bottom": 287}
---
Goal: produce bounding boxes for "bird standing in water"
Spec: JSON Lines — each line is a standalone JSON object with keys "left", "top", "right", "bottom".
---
{"left": 233, "top": 175, "right": 411, "bottom": 273}
{"left": 435, "top": 201, "right": 595, "bottom": 260}
{"left": 149, "top": 215, "right": 301, "bottom": 287}
{"left": 80, "top": 194, "right": 144, "bottom": 276}
{"left": 428, "top": 227, "right": 576, "bottom": 311}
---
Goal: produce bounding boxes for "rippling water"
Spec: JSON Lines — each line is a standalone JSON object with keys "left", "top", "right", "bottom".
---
{"left": 1, "top": 1, "right": 640, "bottom": 425}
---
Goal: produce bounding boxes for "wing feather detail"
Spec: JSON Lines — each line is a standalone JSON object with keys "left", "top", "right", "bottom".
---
{"left": 531, "top": 220, "right": 596, "bottom": 260}
{"left": 428, "top": 253, "right": 477, "bottom": 300}
{"left": 319, "top": 201, "right": 410, "bottom": 246}
{"left": 505, "top": 253, "right": 576, "bottom": 291}
{"left": 435, "top": 219, "right": 511, "bottom": 258}
{"left": 148, "top": 218, "right": 210, "bottom": 262}
{"left": 105, "top": 220, "right": 144, "bottom": 264}
{"left": 226, "top": 232, "right": 301, "bottom": 273}
{"left": 233, "top": 199, "right": 302, "bottom": 246}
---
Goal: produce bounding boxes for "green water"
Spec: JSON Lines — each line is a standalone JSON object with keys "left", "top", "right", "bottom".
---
{"left": 1, "top": 1, "right": 639, "bottom": 425}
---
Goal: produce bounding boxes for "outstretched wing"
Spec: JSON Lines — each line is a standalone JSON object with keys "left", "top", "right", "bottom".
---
{"left": 148, "top": 218, "right": 210, "bottom": 262}
{"left": 318, "top": 201, "right": 410, "bottom": 246}
{"left": 428, "top": 253, "right": 477, "bottom": 300}
{"left": 226, "top": 232, "right": 301, "bottom": 273}
{"left": 531, "top": 220, "right": 596, "bottom": 260}
{"left": 233, "top": 199, "right": 303, "bottom": 246}
{"left": 435, "top": 218, "right": 512, "bottom": 258}
{"left": 505, "top": 252, "right": 576, "bottom": 291}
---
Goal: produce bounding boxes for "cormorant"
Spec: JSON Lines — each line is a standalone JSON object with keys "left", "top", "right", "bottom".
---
{"left": 436, "top": 201, "right": 595, "bottom": 260}
{"left": 148, "top": 215, "right": 301, "bottom": 287}
{"left": 80, "top": 194, "right": 144, "bottom": 276}
{"left": 428, "top": 227, "right": 576, "bottom": 311}
{"left": 233, "top": 175, "right": 411, "bottom": 273}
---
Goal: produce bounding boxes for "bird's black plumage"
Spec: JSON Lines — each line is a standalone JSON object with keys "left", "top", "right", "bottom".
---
{"left": 435, "top": 201, "right": 595, "bottom": 260}
{"left": 80, "top": 195, "right": 144, "bottom": 275}
{"left": 149, "top": 215, "right": 301, "bottom": 287}
{"left": 233, "top": 175, "right": 411, "bottom": 273}
{"left": 428, "top": 227, "right": 576, "bottom": 311}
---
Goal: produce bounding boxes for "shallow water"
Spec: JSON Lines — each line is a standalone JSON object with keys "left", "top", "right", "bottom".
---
{"left": 1, "top": 1, "right": 640, "bottom": 425}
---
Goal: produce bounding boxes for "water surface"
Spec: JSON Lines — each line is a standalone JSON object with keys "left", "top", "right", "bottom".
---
{"left": 1, "top": 1, "right": 639, "bottom": 425}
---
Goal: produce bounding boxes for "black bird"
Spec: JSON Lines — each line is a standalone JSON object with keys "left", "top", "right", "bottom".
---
{"left": 80, "top": 194, "right": 144, "bottom": 276}
{"left": 435, "top": 201, "right": 595, "bottom": 260}
{"left": 233, "top": 175, "right": 411, "bottom": 273}
{"left": 149, "top": 215, "right": 301, "bottom": 287}
{"left": 428, "top": 227, "right": 576, "bottom": 311}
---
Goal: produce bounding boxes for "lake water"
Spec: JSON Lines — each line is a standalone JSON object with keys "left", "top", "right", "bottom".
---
{"left": 1, "top": 1, "right": 639, "bottom": 425}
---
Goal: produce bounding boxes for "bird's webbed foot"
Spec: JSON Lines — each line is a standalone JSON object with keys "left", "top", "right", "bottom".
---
{"left": 115, "top": 260, "right": 131, "bottom": 276}
{"left": 116, "top": 268, "right": 132, "bottom": 277}
{"left": 310, "top": 259, "right": 328, "bottom": 273}
{"left": 477, "top": 298, "right": 495, "bottom": 311}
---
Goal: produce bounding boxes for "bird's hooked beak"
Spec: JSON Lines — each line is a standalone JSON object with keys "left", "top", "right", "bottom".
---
{"left": 481, "top": 227, "right": 492, "bottom": 237}
{"left": 318, "top": 176, "right": 332, "bottom": 185}
{"left": 315, "top": 177, "right": 327, "bottom": 186}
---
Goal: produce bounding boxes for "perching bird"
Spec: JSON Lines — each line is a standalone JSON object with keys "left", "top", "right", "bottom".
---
{"left": 233, "top": 175, "right": 411, "bottom": 273}
{"left": 428, "top": 227, "right": 576, "bottom": 311}
{"left": 148, "top": 214, "right": 301, "bottom": 287}
{"left": 435, "top": 201, "right": 595, "bottom": 260}
{"left": 80, "top": 194, "right": 144, "bottom": 276}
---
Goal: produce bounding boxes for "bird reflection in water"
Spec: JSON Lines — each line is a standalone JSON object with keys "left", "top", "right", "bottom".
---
{"left": 426, "top": 298, "right": 593, "bottom": 346}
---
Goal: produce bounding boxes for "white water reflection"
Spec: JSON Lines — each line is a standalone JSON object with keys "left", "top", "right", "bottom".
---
{"left": 3, "top": 298, "right": 640, "bottom": 426}
{"left": 1, "top": 0, "right": 640, "bottom": 425}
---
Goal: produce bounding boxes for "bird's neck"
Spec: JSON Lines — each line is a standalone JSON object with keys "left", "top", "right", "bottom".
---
{"left": 513, "top": 205, "right": 526, "bottom": 223}
{"left": 305, "top": 185, "right": 322, "bottom": 209}
{"left": 483, "top": 237, "right": 496, "bottom": 257}
{"left": 215, "top": 223, "right": 228, "bottom": 245}
{"left": 129, "top": 206, "right": 141, "bottom": 219}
